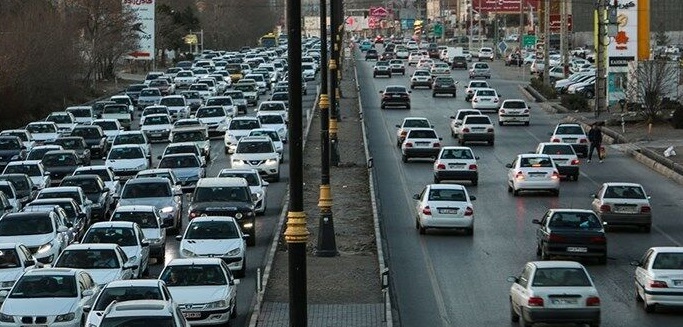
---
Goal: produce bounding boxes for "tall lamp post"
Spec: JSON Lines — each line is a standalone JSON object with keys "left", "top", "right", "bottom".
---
{"left": 284, "top": 0, "right": 308, "bottom": 325}
{"left": 329, "top": 0, "right": 340, "bottom": 166}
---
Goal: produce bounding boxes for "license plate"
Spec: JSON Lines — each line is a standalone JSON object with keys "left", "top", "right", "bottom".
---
{"left": 151, "top": 133, "right": 162, "bottom": 137}
{"left": 528, "top": 173, "right": 546, "bottom": 178}
{"left": 392, "top": 94, "right": 401, "bottom": 98}
{"left": 615, "top": 206, "right": 637, "bottom": 213}
{"left": 567, "top": 247, "right": 588, "bottom": 253}
{"left": 448, "top": 163, "right": 465, "bottom": 169}
{"left": 551, "top": 298, "right": 578, "bottom": 304}
{"left": 183, "top": 312, "right": 201, "bottom": 318}
{"left": 415, "top": 142, "right": 429, "bottom": 146}
{"left": 564, "top": 138, "right": 577, "bottom": 143}
{"left": 674, "top": 280, "right": 683, "bottom": 286}
{"left": 439, "top": 208, "right": 459, "bottom": 214}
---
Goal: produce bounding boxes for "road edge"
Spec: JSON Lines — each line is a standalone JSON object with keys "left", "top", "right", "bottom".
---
{"left": 355, "top": 54, "right": 395, "bottom": 326}
{"left": 247, "top": 87, "right": 320, "bottom": 327}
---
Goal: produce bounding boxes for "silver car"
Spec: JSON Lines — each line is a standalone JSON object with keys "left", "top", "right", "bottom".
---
{"left": 116, "top": 177, "right": 182, "bottom": 233}
{"left": 156, "top": 153, "right": 206, "bottom": 192}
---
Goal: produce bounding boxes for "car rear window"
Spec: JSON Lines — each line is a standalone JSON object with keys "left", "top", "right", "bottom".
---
{"left": 603, "top": 185, "right": 646, "bottom": 199}
{"left": 428, "top": 188, "right": 467, "bottom": 201}
{"left": 556, "top": 125, "right": 584, "bottom": 135}
{"left": 549, "top": 212, "right": 602, "bottom": 229}
{"left": 520, "top": 157, "right": 553, "bottom": 168}
{"left": 652, "top": 253, "right": 683, "bottom": 269}
{"left": 403, "top": 119, "right": 430, "bottom": 128}
{"left": 476, "top": 90, "right": 496, "bottom": 96}
{"left": 541, "top": 145, "right": 574, "bottom": 155}
{"left": 457, "top": 111, "right": 480, "bottom": 120}
{"left": 464, "top": 116, "right": 491, "bottom": 125}
{"left": 407, "top": 130, "right": 437, "bottom": 139}
{"left": 471, "top": 82, "right": 488, "bottom": 88}
{"left": 532, "top": 268, "right": 591, "bottom": 287}
{"left": 504, "top": 101, "right": 527, "bottom": 109}
{"left": 440, "top": 149, "right": 473, "bottom": 159}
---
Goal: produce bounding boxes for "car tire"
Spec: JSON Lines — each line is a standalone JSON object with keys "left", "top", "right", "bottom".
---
{"left": 499, "top": 121, "right": 504, "bottom": 126}
{"left": 432, "top": 93, "right": 436, "bottom": 97}
{"left": 402, "top": 154, "right": 408, "bottom": 163}
{"left": 273, "top": 172, "right": 280, "bottom": 183}
{"left": 488, "top": 140, "right": 494, "bottom": 146}
{"left": 573, "top": 174, "right": 580, "bottom": 181}
{"left": 458, "top": 138, "right": 464, "bottom": 145}
{"left": 406, "top": 105, "right": 411, "bottom": 110}
{"left": 524, "top": 121, "right": 530, "bottom": 126}
{"left": 410, "top": 85, "right": 414, "bottom": 89}
{"left": 536, "top": 244, "right": 542, "bottom": 257}
{"left": 247, "top": 233, "right": 256, "bottom": 246}
{"left": 519, "top": 311, "right": 533, "bottom": 327}
{"left": 510, "top": 300, "right": 520, "bottom": 322}
{"left": 642, "top": 225, "right": 651, "bottom": 233}
{"left": 507, "top": 184, "right": 513, "bottom": 193}
{"left": 465, "top": 228, "right": 473, "bottom": 236}
{"left": 380, "top": 104, "right": 385, "bottom": 109}
{"left": 644, "top": 300, "right": 656, "bottom": 313}
{"left": 598, "top": 255, "right": 607, "bottom": 265}
{"left": 418, "top": 224, "right": 426, "bottom": 235}
{"left": 433, "top": 176, "right": 440, "bottom": 184}
{"left": 553, "top": 189, "right": 560, "bottom": 197}
{"left": 513, "top": 188, "right": 520, "bottom": 197}
{"left": 224, "top": 147, "right": 229, "bottom": 154}
{"left": 471, "top": 179, "right": 478, "bottom": 186}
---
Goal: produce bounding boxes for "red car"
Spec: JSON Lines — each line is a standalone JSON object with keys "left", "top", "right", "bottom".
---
{"left": 374, "top": 35, "right": 384, "bottom": 44}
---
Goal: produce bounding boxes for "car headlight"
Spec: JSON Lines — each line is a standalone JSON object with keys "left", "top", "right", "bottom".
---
{"left": 148, "top": 238, "right": 161, "bottom": 244}
{"left": 0, "top": 281, "right": 15, "bottom": 288}
{"left": 235, "top": 212, "right": 243, "bottom": 219}
{"left": 128, "top": 256, "right": 138, "bottom": 263}
{"left": 136, "top": 163, "right": 147, "bottom": 170}
{"left": 0, "top": 313, "right": 13, "bottom": 322}
{"left": 278, "top": 128, "right": 285, "bottom": 134}
{"left": 256, "top": 192, "right": 264, "bottom": 200}
{"left": 266, "top": 158, "right": 278, "bottom": 164}
{"left": 204, "top": 300, "right": 228, "bottom": 309}
{"left": 243, "top": 222, "right": 254, "bottom": 229}
{"left": 181, "top": 249, "right": 195, "bottom": 257}
{"left": 55, "top": 312, "right": 75, "bottom": 322}
{"left": 232, "top": 159, "right": 242, "bottom": 165}
{"left": 37, "top": 243, "right": 52, "bottom": 254}
{"left": 160, "top": 206, "right": 174, "bottom": 214}
{"left": 227, "top": 248, "right": 241, "bottom": 256}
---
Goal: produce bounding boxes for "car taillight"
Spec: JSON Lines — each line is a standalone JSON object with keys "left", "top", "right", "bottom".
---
{"left": 551, "top": 171, "right": 560, "bottom": 179}
{"left": 551, "top": 138, "right": 560, "bottom": 142}
{"left": 523, "top": 109, "right": 530, "bottom": 114}
{"left": 462, "top": 128, "right": 470, "bottom": 133}
{"left": 499, "top": 109, "right": 506, "bottom": 114}
{"left": 189, "top": 211, "right": 197, "bottom": 219}
{"left": 433, "top": 143, "right": 441, "bottom": 148}
{"left": 422, "top": 206, "right": 432, "bottom": 215}
{"left": 586, "top": 296, "right": 601, "bottom": 306}
{"left": 640, "top": 206, "right": 651, "bottom": 213}
{"left": 579, "top": 139, "right": 588, "bottom": 143}
{"left": 464, "top": 207, "right": 473, "bottom": 216}
{"left": 548, "top": 233, "right": 566, "bottom": 242}
{"left": 590, "top": 236, "right": 606, "bottom": 244}
{"left": 473, "top": 98, "right": 479, "bottom": 102}
{"left": 599, "top": 204, "right": 611, "bottom": 213}
{"left": 650, "top": 280, "right": 668, "bottom": 288}
{"left": 493, "top": 98, "right": 499, "bottom": 103}
{"left": 515, "top": 171, "right": 525, "bottom": 180}
{"left": 570, "top": 159, "right": 580, "bottom": 165}
{"left": 436, "top": 163, "right": 446, "bottom": 170}
{"left": 404, "top": 142, "right": 413, "bottom": 147}
{"left": 468, "top": 164, "right": 477, "bottom": 170}
{"left": 528, "top": 297, "right": 544, "bottom": 307}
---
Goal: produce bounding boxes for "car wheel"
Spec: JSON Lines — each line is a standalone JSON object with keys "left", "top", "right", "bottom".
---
{"left": 381, "top": 104, "right": 385, "bottom": 109}
{"left": 540, "top": 244, "right": 549, "bottom": 260}
{"left": 553, "top": 189, "right": 560, "bottom": 197}
{"left": 573, "top": 174, "right": 580, "bottom": 181}
{"left": 410, "top": 85, "right": 414, "bottom": 89}
{"left": 415, "top": 217, "right": 420, "bottom": 230}
{"left": 636, "top": 287, "right": 644, "bottom": 302}
{"left": 458, "top": 138, "right": 464, "bottom": 145}
{"left": 642, "top": 224, "right": 651, "bottom": 233}
{"left": 488, "top": 140, "right": 494, "bottom": 146}
{"left": 406, "top": 105, "right": 411, "bottom": 110}
{"left": 452, "top": 93, "right": 456, "bottom": 98}
{"left": 644, "top": 300, "right": 656, "bottom": 313}
{"left": 273, "top": 172, "right": 281, "bottom": 183}
{"left": 471, "top": 179, "right": 478, "bottom": 186}
{"left": 237, "top": 259, "right": 246, "bottom": 278}
{"left": 536, "top": 244, "right": 542, "bottom": 257}
{"left": 510, "top": 300, "right": 520, "bottom": 322}
{"left": 465, "top": 228, "right": 474, "bottom": 236}
{"left": 507, "top": 184, "right": 513, "bottom": 193}
{"left": 433, "top": 176, "right": 440, "bottom": 184}
{"left": 401, "top": 154, "right": 408, "bottom": 163}
{"left": 524, "top": 121, "right": 530, "bottom": 126}
{"left": 513, "top": 188, "right": 520, "bottom": 197}
{"left": 224, "top": 147, "right": 229, "bottom": 154}
{"left": 499, "top": 121, "right": 504, "bottom": 126}
{"left": 519, "top": 311, "right": 533, "bottom": 327}
{"left": 598, "top": 255, "right": 607, "bottom": 265}
{"left": 432, "top": 93, "right": 436, "bottom": 97}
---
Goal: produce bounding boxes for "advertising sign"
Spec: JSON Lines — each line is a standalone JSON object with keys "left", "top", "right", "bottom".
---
{"left": 607, "top": 0, "right": 638, "bottom": 60}
{"left": 473, "top": 0, "right": 539, "bottom": 14}
{"left": 123, "top": 0, "right": 155, "bottom": 60}
{"left": 549, "top": 14, "right": 572, "bottom": 33}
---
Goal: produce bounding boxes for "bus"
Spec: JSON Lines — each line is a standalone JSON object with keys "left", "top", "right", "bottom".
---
{"left": 259, "top": 33, "right": 277, "bottom": 48}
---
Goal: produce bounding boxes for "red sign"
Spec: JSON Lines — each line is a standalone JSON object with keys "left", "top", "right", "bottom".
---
{"left": 369, "top": 6, "right": 391, "bottom": 18}
{"left": 549, "top": 14, "right": 573, "bottom": 32}
{"left": 473, "top": 0, "right": 539, "bottom": 14}
{"left": 368, "top": 17, "right": 378, "bottom": 29}
{"left": 129, "top": 51, "right": 151, "bottom": 58}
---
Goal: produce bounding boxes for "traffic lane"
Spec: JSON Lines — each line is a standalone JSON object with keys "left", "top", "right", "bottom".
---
{"left": 359, "top": 58, "right": 683, "bottom": 326}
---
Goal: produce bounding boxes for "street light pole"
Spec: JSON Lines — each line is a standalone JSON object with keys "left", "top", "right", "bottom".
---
{"left": 329, "top": 0, "right": 340, "bottom": 166}
{"left": 284, "top": 0, "right": 308, "bottom": 326}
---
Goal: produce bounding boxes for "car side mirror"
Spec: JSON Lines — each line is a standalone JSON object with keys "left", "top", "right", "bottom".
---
{"left": 124, "top": 264, "right": 139, "bottom": 271}
{"left": 408, "top": 90, "right": 412, "bottom": 93}
{"left": 141, "top": 240, "right": 150, "bottom": 247}
{"left": 242, "top": 234, "right": 250, "bottom": 240}
{"left": 102, "top": 187, "right": 110, "bottom": 193}
{"left": 32, "top": 185, "right": 39, "bottom": 191}
{"left": 469, "top": 195, "right": 476, "bottom": 201}
{"left": 157, "top": 155, "right": 162, "bottom": 160}
{"left": 175, "top": 235, "right": 183, "bottom": 241}
{"left": 44, "top": 172, "right": 51, "bottom": 176}
{"left": 262, "top": 181, "right": 269, "bottom": 187}
{"left": 629, "top": 261, "right": 642, "bottom": 267}
{"left": 506, "top": 276, "right": 518, "bottom": 283}
{"left": 395, "top": 124, "right": 400, "bottom": 128}
{"left": 412, "top": 194, "right": 420, "bottom": 200}
{"left": 531, "top": 219, "right": 541, "bottom": 225}
{"left": 475, "top": 156, "right": 480, "bottom": 160}
{"left": 505, "top": 163, "right": 513, "bottom": 168}
{"left": 85, "top": 199, "right": 93, "bottom": 206}
{"left": 439, "top": 137, "right": 443, "bottom": 141}
{"left": 590, "top": 194, "right": 597, "bottom": 198}
{"left": 174, "top": 189, "right": 183, "bottom": 196}
{"left": 66, "top": 222, "right": 73, "bottom": 228}
{"left": 82, "top": 289, "right": 94, "bottom": 297}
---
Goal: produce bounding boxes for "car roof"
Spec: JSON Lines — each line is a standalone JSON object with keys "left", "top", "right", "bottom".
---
{"left": 538, "top": 142, "right": 573, "bottom": 147}
{"left": 189, "top": 216, "right": 237, "bottom": 223}
{"left": 428, "top": 183, "right": 466, "bottom": 191}
{"left": 648, "top": 247, "right": 683, "bottom": 254}
{"left": 0, "top": 243, "right": 22, "bottom": 249}
{"left": 28, "top": 198, "right": 77, "bottom": 204}
{"left": 115, "top": 205, "right": 157, "bottom": 213}
{"left": 64, "top": 243, "right": 120, "bottom": 251}
{"left": 103, "top": 299, "right": 174, "bottom": 317}
{"left": 219, "top": 168, "right": 259, "bottom": 175}
{"left": 89, "top": 221, "right": 137, "bottom": 229}
{"left": 518, "top": 153, "right": 551, "bottom": 158}
{"left": 40, "top": 186, "right": 81, "bottom": 193}
{"left": 23, "top": 267, "right": 82, "bottom": 276}
{"left": 125, "top": 177, "right": 169, "bottom": 185}
{"left": 105, "top": 279, "right": 165, "bottom": 288}
{"left": 530, "top": 261, "right": 585, "bottom": 269}
{"left": 547, "top": 208, "right": 595, "bottom": 214}
{"left": 197, "top": 177, "right": 248, "bottom": 187}
{"left": 166, "top": 257, "right": 224, "bottom": 266}
{"left": 602, "top": 182, "right": 644, "bottom": 187}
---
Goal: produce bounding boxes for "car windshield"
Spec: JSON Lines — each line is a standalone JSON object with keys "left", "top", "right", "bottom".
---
{"left": 109, "top": 147, "right": 143, "bottom": 160}
{"left": 158, "top": 156, "right": 199, "bottom": 168}
{"left": 603, "top": 185, "right": 647, "bottom": 199}
{"left": 549, "top": 212, "right": 602, "bottom": 229}
{"left": 250, "top": 130, "right": 280, "bottom": 142}
{"left": 465, "top": 116, "right": 491, "bottom": 124}
{"left": 186, "top": 220, "right": 239, "bottom": 240}
{"left": 428, "top": 188, "right": 467, "bottom": 201}
{"left": 122, "top": 182, "right": 170, "bottom": 198}
{"left": 271, "top": 93, "right": 288, "bottom": 101}
{"left": 652, "top": 253, "right": 683, "bottom": 269}
{"left": 556, "top": 125, "right": 584, "bottom": 135}
{"left": 206, "top": 98, "right": 232, "bottom": 106}
{"left": 144, "top": 116, "right": 170, "bottom": 126}
{"left": 112, "top": 211, "right": 158, "bottom": 228}
{"left": 218, "top": 172, "right": 259, "bottom": 186}
{"left": 104, "top": 105, "right": 128, "bottom": 114}
{"left": 140, "top": 89, "right": 160, "bottom": 96}
{"left": 74, "top": 169, "right": 112, "bottom": 182}
{"left": 42, "top": 153, "right": 77, "bottom": 166}
{"left": 407, "top": 130, "right": 437, "bottom": 139}
{"left": 542, "top": 145, "right": 574, "bottom": 155}
{"left": 234, "top": 84, "right": 256, "bottom": 92}
{"left": 226, "top": 92, "right": 244, "bottom": 99}
{"left": 111, "top": 98, "right": 130, "bottom": 106}
{"left": 237, "top": 141, "right": 272, "bottom": 153}
{"left": 519, "top": 157, "right": 553, "bottom": 168}
{"left": 0, "top": 249, "right": 20, "bottom": 268}
{"left": 189, "top": 84, "right": 209, "bottom": 91}
{"left": 0, "top": 216, "right": 53, "bottom": 235}
{"left": 149, "top": 80, "right": 168, "bottom": 88}
{"left": 160, "top": 98, "right": 185, "bottom": 106}
{"left": 94, "top": 286, "right": 163, "bottom": 311}
{"left": 259, "top": 115, "right": 284, "bottom": 124}
{"left": 456, "top": 111, "right": 479, "bottom": 120}
{"left": 114, "top": 134, "right": 145, "bottom": 145}
{"left": 260, "top": 103, "right": 285, "bottom": 111}
{"left": 182, "top": 92, "right": 201, "bottom": 100}
{"left": 403, "top": 119, "right": 430, "bottom": 128}
{"left": 194, "top": 186, "right": 250, "bottom": 202}
{"left": 27, "top": 124, "right": 55, "bottom": 134}
{"left": 197, "top": 107, "right": 225, "bottom": 118}
{"left": 0, "top": 139, "right": 20, "bottom": 150}
{"left": 31, "top": 201, "right": 77, "bottom": 218}
{"left": 72, "top": 128, "right": 101, "bottom": 139}
{"left": 531, "top": 268, "right": 591, "bottom": 287}
{"left": 4, "top": 164, "right": 41, "bottom": 176}
{"left": 504, "top": 101, "right": 527, "bottom": 109}
{"left": 470, "top": 82, "right": 488, "bottom": 88}
{"left": 143, "top": 108, "right": 169, "bottom": 116}
{"left": 83, "top": 227, "right": 138, "bottom": 246}
{"left": 440, "top": 149, "right": 473, "bottom": 159}
{"left": 2, "top": 132, "right": 27, "bottom": 142}
{"left": 37, "top": 191, "right": 81, "bottom": 204}
{"left": 56, "top": 139, "right": 84, "bottom": 150}
{"left": 165, "top": 145, "right": 198, "bottom": 156}
{"left": 94, "top": 121, "right": 118, "bottom": 131}
{"left": 55, "top": 249, "right": 120, "bottom": 269}
{"left": 9, "top": 275, "right": 77, "bottom": 298}
{"left": 47, "top": 115, "right": 72, "bottom": 124}
{"left": 177, "top": 71, "right": 193, "bottom": 77}
{"left": 126, "top": 85, "right": 146, "bottom": 92}
{"left": 476, "top": 90, "right": 496, "bottom": 96}
{"left": 0, "top": 176, "right": 29, "bottom": 192}
{"left": 414, "top": 71, "right": 430, "bottom": 77}
{"left": 435, "top": 78, "right": 454, "bottom": 84}
{"left": 172, "top": 131, "right": 206, "bottom": 143}
{"left": 160, "top": 265, "right": 226, "bottom": 286}
{"left": 61, "top": 178, "right": 100, "bottom": 193}
{"left": 230, "top": 120, "right": 260, "bottom": 130}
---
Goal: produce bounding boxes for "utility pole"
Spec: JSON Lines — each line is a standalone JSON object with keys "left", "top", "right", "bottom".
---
{"left": 329, "top": 0, "right": 340, "bottom": 166}
{"left": 542, "top": 0, "right": 550, "bottom": 86}
{"left": 595, "top": 0, "right": 608, "bottom": 118}
{"left": 468, "top": 1, "right": 473, "bottom": 51}
{"left": 519, "top": 0, "right": 524, "bottom": 52}
{"left": 284, "top": 0, "right": 308, "bottom": 326}
{"left": 560, "top": 0, "right": 568, "bottom": 77}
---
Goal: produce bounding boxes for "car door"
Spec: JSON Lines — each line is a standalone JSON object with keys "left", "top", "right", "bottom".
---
{"left": 635, "top": 249, "right": 655, "bottom": 293}
{"left": 414, "top": 186, "right": 427, "bottom": 214}
{"left": 507, "top": 158, "right": 518, "bottom": 184}
{"left": 18, "top": 244, "right": 39, "bottom": 270}
{"left": 535, "top": 211, "right": 552, "bottom": 247}
{"left": 116, "top": 247, "right": 134, "bottom": 280}
{"left": 56, "top": 208, "right": 75, "bottom": 244}
{"left": 511, "top": 264, "right": 533, "bottom": 312}
{"left": 79, "top": 272, "right": 98, "bottom": 310}
{"left": 51, "top": 215, "right": 68, "bottom": 252}
{"left": 136, "top": 225, "right": 150, "bottom": 271}
{"left": 591, "top": 184, "right": 606, "bottom": 212}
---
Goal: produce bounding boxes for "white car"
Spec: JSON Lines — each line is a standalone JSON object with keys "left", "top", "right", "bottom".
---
{"left": 416, "top": 58, "right": 434, "bottom": 70}
{"left": 244, "top": 74, "right": 268, "bottom": 94}
{"left": 506, "top": 154, "right": 561, "bottom": 196}
{"left": 567, "top": 76, "right": 596, "bottom": 94}
{"left": 2, "top": 160, "right": 51, "bottom": 190}
{"left": 188, "top": 83, "right": 212, "bottom": 100}
{"left": 81, "top": 221, "right": 150, "bottom": 279}
{"left": 195, "top": 106, "right": 230, "bottom": 136}
{"left": 257, "top": 112, "right": 288, "bottom": 143}
{"left": 110, "top": 205, "right": 167, "bottom": 261}
{"left": 231, "top": 136, "right": 280, "bottom": 182}
{"left": 73, "top": 165, "right": 121, "bottom": 197}
{"left": 401, "top": 128, "right": 442, "bottom": 163}
{"left": 206, "top": 96, "right": 237, "bottom": 118}
{"left": 457, "top": 114, "right": 495, "bottom": 146}
{"left": 159, "top": 258, "right": 239, "bottom": 325}
{"left": 95, "top": 299, "right": 187, "bottom": 326}
{"left": 248, "top": 128, "right": 284, "bottom": 162}
{"left": 395, "top": 117, "right": 432, "bottom": 147}
{"left": 113, "top": 131, "right": 151, "bottom": 160}
{"left": 65, "top": 106, "right": 95, "bottom": 125}
{"left": 140, "top": 114, "right": 173, "bottom": 143}
{"left": 53, "top": 243, "right": 135, "bottom": 286}
{"left": 395, "top": 46, "right": 410, "bottom": 59}
{"left": 410, "top": 70, "right": 433, "bottom": 89}
{"left": 535, "top": 142, "right": 580, "bottom": 181}
{"left": 550, "top": 123, "right": 589, "bottom": 157}
{"left": 0, "top": 182, "right": 20, "bottom": 213}
{"left": 470, "top": 88, "right": 500, "bottom": 111}
{"left": 223, "top": 117, "right": 262, "bottom": 154}
{"left": 174, "top": 70, "right": 198, "bottom": 89}
{"left": 0, "top": 268, "right": 100, "bottom": 327}
{"left": 102, "top": 104, "right": 133, "bottom": 130}
{"left": 159, "top": 95, "right": 191, "bottom": 121}
{"left": 632, "top": 247, "right": 683, "bottom": 312}
{"left": 413, "top": 184, "right": 476, "bottom": 235}
{"left": 432, "top": 146, "right": 479, "bottom": 185}
{"left": 0, "top": 129, "right": 34, "bottom": 152}
{"left": 407, "top": 52, "right": 423, "bottom": 66}
{"left": 105, "top": 144, "right": 150, "bottom": 179}
{"left": 176, "top": 216, "right": 247, "bottom": 277}
{"left": 477, "top": 47, "right": 494, "bottom": 61}
{"left": 257, "top": 101, "right": 288, "bottom": 123}
{"left": 84, "top": 279, "right": 174, "bottom": 327}
{"left": 555, "top": 73, "right": 593, "bottom": 93}
{"left": 464, "top": 80, "right": 490, "bottom": 102}
{"left": 449, "top": 109, "right": 482, "bottom": 137}
{"left": 0, "top": 211, "right": 70, "bottom": 265}
{"left": 508, "top": 261, "right": 601, "bottom": 327}
{"left": 591, "top": 182, "right": 652, "bottom": 232}
{"left": 109, "top": 95, "right": 135, "bottom": 115}
{"left": 46, "top": 112, "right": 78, "bottom": 136}
{"left": 0, "top": 243, "right": 42, "bottom": 302}
{"left": 217, "top": 168, "right": 269, "bottom": 214}
{"left": 92, "top": 119, "right": 123, "bottom": 145}
{"left": 25, "top": 122, "right": 59, "bottom": 145}
{"left": 498, "top": 99, "right": 531, "bottom": 126}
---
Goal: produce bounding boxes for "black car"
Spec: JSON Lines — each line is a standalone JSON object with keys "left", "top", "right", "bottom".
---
{"left": 427, "top": 43, "right": 440, "bottom": 59}
{"left": 505, "top": 53, "right": 523, "bottom": 66}
{"left": 70, "top": 125, "right": 108, "bottom": 158}
{"left": 373, "top": 61, "right": 392, "bottom": 78}
{"left": 0, "top": 173, "right": 36, "bottom": 205}
{"left": 576, "top": 82, "right": 596, "bottom": 99}
{"left": 125, "top": 84, "right": 147, "bottom": 105}
{"left": 451, "top": 56, "right": 468, "bottom": 69}
{"left": 365, "top": 49, "right": 379, "bottom": 61}
{"left": 60, "top": 174, "right": 113, "bottom": 222}
{"left": 53, "top": 136, "right": 92, "bottom": 166}
{"left": 432, "top": 77, "right": 457, "bottom": 98}
{"left": 380, "top": 52, "right": 396, "bottom": 61}
{"left": 533, "top": 209, "right": 607, "bottom": 264}
{"left": 41, "top": 150, "right": 83, "bottom": 186}
{"left": 0, "top": 136, "right": 26, "bottom": 168}
{"left": 379, "top": 85, "right": 411, "bottom": 109}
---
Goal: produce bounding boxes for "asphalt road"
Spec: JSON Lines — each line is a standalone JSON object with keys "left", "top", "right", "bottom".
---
{"left": 357, "top": 51, "right": 683, "bottom": 326}
{"left": 93, "top": 80, "right": 317, "bottom": 327}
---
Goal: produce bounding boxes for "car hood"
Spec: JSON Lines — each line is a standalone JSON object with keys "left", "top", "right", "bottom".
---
{"left": 120, "top": 246, "right": 141, "bottom": 260}
{"left": 198, "top": 117, "right": 225, "bottom": 124}
{"left": 141, "top": 228, "right": 161, "bottom": 240}
{"left": 180, "top": 239, "right": 241, "bottom": 256}
{"left": 85, "top": 192, "right": 105, "bottom": 204}
{"left": 86, "top": 268, "right": 123, "bottom": 285}
{"left": 44, "top": 165, "right": 78, "bottom": 174}
{"left": 1, "top": 297, "right": 78, "bottom": 316}
{"left": 168, "top": 285, "right": 228, "bottom": 304}
{"left": 170, "top": 167, "right": 202, "bottom": 179}
{"left": 106, "top": 158, "right": 147, "bottom": 169}
{"left": 232, "top": 153, "right": 278, "bottom": 161}
{"left": 0, "top": 267, "right": 24, "bottom": 283}
{"left": 119, "top": 197, "right": 174, "bottom": 209}
{"left": 141, "top": 124, "right": 172, "bottom": 132}
{"left": 0, "top": 234, "right": 53, "bottom": 247}
{"left": 30, "top": 133, "right": 58, "bottom": 141}
{"left": 0, "top": 149, "right": 22, "bottom": 157}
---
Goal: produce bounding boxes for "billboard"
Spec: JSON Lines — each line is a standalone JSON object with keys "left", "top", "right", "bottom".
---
{"left": 123, "top": 0, "right": 155, "bottom": 60}
{"left": 607, "top": 0, "right": 638, "bottom": 60}
{"left": 473, "top": 0, "right": 539, "bottom": 14}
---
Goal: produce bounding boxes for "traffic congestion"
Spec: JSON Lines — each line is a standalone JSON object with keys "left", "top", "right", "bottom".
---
{"left": 0, "top": 36, "right": 320, "bottom": 326}
{"left": 358, "top": 35, "right": 683, "bottom": 327}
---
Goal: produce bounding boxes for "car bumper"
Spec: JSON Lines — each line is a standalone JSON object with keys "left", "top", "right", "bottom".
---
{"left": 598, "top": 212, "right": 652, "bottom": 227}
{"left": 381, "top": 100, "right": 410, "bottom": 108}
{"left": 642, "top": 285, "right": 683, "bottom": 306}
{"left": 460, "top": 133, "right": 494, "bottom": 142}
{"left": 373, "top": 70, "right": 391, "bottom": 76}
{"left": 182, "top": 307, "right": 231, "bottom": 325}
{"left": 546, "top": 243, "right": 607, "bottom": 258}
{"left": 433, "top": 88, "right": 456, "bottom": 94}
{"left": 522, "top": 307, "right": 600, "bottom": 325}
{"left": 499, "top": 114, "right": 530, "bottom": 122}
{"left": 390, "top": 68, "right": 405, "bottom": 73}
{"left": 411, "top": 81, "right": 432, "bottom": 87}
{"left": 403, "top": 148, "right": 440, "bottom": 158}
{"left": 570, "top": 144, "right": 589, "bottom": 156}
{"left": 556, "top": 165, "right": 579, "bottom": 177}
{"left": 434, "top": 170, "right": 478, "bottom": 181}
{"left": 513, "top": 179, "right": 560, "bottom": 191}
{"left": 471, "top": 102, "right": 499, "bottom": 110}
{"left": 421, "top": 216, "right": 473, "bottom": 229}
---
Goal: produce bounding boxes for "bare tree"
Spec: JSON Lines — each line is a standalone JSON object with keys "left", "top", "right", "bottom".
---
{"left": 196, "top": 0, "right": 280, "bottom": 49}
{"left": 627, "top": 59, "right": 682, "bottom": 123}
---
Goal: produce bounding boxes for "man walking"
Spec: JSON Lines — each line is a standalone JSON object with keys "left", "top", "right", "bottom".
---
{"left": 587, "top": 123, "right": 603, "bottom": 163}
